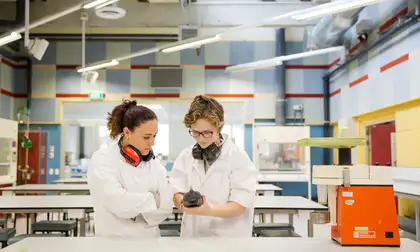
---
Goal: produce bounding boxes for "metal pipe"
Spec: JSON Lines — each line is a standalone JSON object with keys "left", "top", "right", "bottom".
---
{"left": 24, "top": 0, "right": 29, "bottom": 47}
{"left": 322, "top": 75, "right": 331, "bottom": 165}
{"left": 326, "top": 14, "right": 420, "bottom": 79}
{"left": 81, "top": 12, "right": 88, "bottom": 69}
{"left": 275, "top": 28, "right": 286, "bottom": 125}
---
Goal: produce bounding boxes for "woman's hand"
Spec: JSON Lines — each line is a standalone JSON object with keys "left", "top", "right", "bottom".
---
{"left": 181, "top": 196, "right": 213, "bottom": 216}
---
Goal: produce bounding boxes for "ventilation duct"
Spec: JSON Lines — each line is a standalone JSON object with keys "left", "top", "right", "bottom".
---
{"left": 306, "top": 0, "right": 362, "bottom": 50}
{"left": 307, "top": 0, "right": 412, "bottom": 50}
{"left": 0, "top": 0, "right": 25, "bottom": 27}
{"left": 344, "top": 0, "right": 410, "bottom": 43}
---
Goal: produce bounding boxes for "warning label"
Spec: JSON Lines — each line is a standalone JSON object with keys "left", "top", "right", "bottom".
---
{"left": 353, "top": 231, "right": 376, "bottom": 239}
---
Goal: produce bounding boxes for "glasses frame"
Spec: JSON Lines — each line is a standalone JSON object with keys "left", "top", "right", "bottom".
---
{"left": 188, "top": 129, "right": 214, "bottom": 139}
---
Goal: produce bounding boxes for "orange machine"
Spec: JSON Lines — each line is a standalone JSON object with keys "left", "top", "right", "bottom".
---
{"left": 313, "top": 165, "right": 400, "bottom": 247}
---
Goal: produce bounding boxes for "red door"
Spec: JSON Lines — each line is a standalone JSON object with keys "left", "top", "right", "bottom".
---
{"left": 369, "top": 122, "right": 397, "bottom": 212}
{"left": 370, "top": 123, "right": 395, "bottom": 166}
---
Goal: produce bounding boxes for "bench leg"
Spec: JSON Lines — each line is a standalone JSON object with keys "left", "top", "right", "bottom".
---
{"left": 26, "top": 214, "right": 30, "bottom": 234}
{"left": 415, "top": 200, "right": 420, "bottom": 242}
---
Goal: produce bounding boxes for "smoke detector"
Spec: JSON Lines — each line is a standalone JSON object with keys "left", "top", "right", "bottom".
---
{"left": 95, "top": 6, "right": 126, "bottom": 19}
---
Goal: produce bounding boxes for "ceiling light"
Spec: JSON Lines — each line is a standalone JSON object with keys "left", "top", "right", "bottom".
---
{"left": 226, "top": 46, "right": 344, "bottom": 73}
{"left": 0, "top": 32, "right": 22, "bottom": 47}
{"left": 83, "top": 0, "right": 118, "bottom": 9}
{"left": 292, "top": 0, "right": 389, "bottom": 20}
{"left": 77, "top": 59, "right": 119, "bottom": 73}
{"left": 161, "top": 35, "right": 221, "bottom": 53}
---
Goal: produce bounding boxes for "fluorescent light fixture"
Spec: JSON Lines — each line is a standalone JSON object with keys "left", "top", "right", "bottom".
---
{"left": 83, "top": 0, "right": 118, "bottom": 9}
{"left": 161, "top": 35, "right": 221, "bottom": 53}
{"left": 77, "top": 59, "right": 119, "bottom": 73}
{"left": 94, "top": 0, "right": 119, "bottom": 9}
{"left": 226, "top": 46, "right": 345, "bottom": 73}
{"left": 292, "top": 0, "right": 388, "bottom": 20}
{"left": 0, "top": 32, "right": 22, "bottom": 47}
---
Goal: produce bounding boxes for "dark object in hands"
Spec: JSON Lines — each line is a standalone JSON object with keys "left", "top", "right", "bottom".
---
{"left": 183, "top": 189, "right": 203, "bottom": 208}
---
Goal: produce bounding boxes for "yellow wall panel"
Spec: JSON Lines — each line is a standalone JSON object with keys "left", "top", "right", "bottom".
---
{"left": 396, "top": 130, "right": 420, "bottom": 165}
{"left": 396, "top": 106, "right": 420, "bottom": 132}
{"left": 395, "top": 106, "right": 420, "bottom": 218}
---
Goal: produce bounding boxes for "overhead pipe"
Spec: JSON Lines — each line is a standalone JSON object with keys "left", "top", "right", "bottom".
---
{"left": 275, "top": 28, "right": 286, "bottom": 125}
{"left": 344, "top": 0, "right": 410, "bottom": 46}
{"left": 306, "top": 3, "right": 363, "bottom": 50}
{"left": 326, "top": 13, "right": 420, "bottom": 79}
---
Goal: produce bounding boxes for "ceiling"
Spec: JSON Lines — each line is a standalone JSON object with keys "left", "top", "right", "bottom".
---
{"left": 0, "top": 0, "right": 322, "bottom": 40}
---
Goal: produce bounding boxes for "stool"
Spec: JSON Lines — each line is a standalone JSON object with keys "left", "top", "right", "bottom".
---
{"left": 252, "top": 223, "right": 294, "bottom": 237}
{"left": 0, "top": 228, "right": 16, "bottom": 248}
{"left": 260, "top": 229, "right": 301, "bottom": 237}
{"left": 0, "top": 218, "right": 7, "bottom": 228}
{"left": 160, "top": 229, "right": 180, "bottom": 237}
{"left": 7, "top": 233, "right": 65, "bottom": 246}
{"left": 31, "top": 220, "right": 77, "bottom": 236}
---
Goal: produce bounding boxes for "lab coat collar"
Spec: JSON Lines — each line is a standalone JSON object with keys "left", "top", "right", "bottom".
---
{"left": 219, "top": 133, "right": 234, "bottom": 160}
{"left": 190, "top": 134, "right": 234, "bottom": 187}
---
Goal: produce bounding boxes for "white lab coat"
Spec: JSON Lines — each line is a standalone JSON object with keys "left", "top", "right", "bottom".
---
{"left": 87, "top": 143, "right": 173, "bottom": 238}
{"left": 169, "top": 134, "right": 258, "bottom": 237}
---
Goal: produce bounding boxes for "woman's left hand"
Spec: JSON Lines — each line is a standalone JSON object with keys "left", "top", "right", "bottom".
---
{"left": 182, "top": 196, "right": 213, "bottom": 216}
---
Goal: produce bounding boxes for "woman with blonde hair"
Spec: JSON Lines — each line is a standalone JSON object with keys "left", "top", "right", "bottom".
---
{"left": 169, "top": 95, "right": 257, "bottom": 237}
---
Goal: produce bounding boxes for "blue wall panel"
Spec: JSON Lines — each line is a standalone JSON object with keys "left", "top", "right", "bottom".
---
{"left": 244, "top": 124, "right": 253, "bottom": 161}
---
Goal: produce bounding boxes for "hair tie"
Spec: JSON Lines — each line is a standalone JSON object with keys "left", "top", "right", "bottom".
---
{"left": 123, "top": 100, "right": 137, "bottom": 111}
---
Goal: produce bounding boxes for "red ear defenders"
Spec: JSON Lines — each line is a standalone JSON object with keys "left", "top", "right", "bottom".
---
{"left": 118, "top": 137, "right": 154, "bottom": 167}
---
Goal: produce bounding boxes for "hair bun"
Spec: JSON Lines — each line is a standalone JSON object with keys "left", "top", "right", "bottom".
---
{"left": 123, "top": 99, "right": 137, "bottom": 110}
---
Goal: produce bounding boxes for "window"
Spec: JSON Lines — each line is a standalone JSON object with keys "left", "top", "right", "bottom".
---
{"left": 97, "top": 124, "right": 169, "bottom": 156}
{"left": 99, "top": 125, "right": 115, "bottom": 149}
{"left": 154, "top": 124, "right": 169, "bottom": 156}
{"left": 222, "top": 124, "right": 244, "bottom": 150}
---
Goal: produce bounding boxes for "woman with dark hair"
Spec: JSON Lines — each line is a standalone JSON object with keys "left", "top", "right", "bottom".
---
{"left": 169, "top": 95, "right": 258, "bottom": 237}
{"left": 87, "top": 99, "right": 173, "bottom": 238}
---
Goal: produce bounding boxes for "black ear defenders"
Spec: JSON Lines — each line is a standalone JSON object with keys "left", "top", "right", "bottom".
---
{"left": 192, "top": 142, "right": 222, "bottom": 162}
{"left": 118, "top": 137, "right": 154, "bottom": 167}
